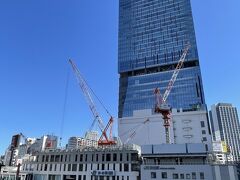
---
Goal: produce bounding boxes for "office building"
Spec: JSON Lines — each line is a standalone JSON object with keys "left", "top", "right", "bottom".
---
{"left": 209, "top": 103, "right": 240, "bottom": 162}
{"left": 118, "top": 0, "right": 206, "bottom": 118}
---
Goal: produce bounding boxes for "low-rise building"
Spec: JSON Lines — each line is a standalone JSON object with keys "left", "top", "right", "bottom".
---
{"left": 22, "top": 145, "right": 141, "bottom": 180}
{"left": 141, "top": 143, "right": 239, "bottom": 180}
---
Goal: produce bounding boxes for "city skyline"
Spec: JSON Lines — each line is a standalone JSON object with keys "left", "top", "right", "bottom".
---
{"left": 1, "top": 0, "right": 240, "bottom": 155}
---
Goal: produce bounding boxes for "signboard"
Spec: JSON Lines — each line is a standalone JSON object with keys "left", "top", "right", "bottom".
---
{"left": 92, "top": 170, "right": 115, "bottom": 176}
{"left": 143, "top": 166, "right": 175, "bottom": 170}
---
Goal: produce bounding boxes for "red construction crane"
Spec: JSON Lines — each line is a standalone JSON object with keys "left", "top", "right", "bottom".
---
{"left": 154, "top": 44, "right": 191, "bottom": 144}
{"left": 69, "top": 60, "right": 116, "bottom": 146}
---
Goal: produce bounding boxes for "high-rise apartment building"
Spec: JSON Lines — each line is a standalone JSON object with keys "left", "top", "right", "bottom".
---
{"left": 209, "top": 103, "right": 240, "bottom": 162}
{"left": 118, "top": 0, "right": 205, "bottom": 118}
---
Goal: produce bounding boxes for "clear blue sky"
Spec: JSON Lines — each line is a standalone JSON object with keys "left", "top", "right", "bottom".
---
{"left": 0, "top": 1, "right": 239, "bottom": 155}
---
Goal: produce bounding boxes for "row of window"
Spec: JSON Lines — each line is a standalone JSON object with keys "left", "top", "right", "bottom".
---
{"left": 37, "top": 153, "right": 138, "bottom": 163}
{"left": 151, "top": 172, "right": 205, "bottom": 179}
{"left": 24, "top": 163, "right": 139, "bottom": 172}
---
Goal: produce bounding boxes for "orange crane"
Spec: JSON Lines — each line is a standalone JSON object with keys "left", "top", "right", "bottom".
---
{"left": 69, "top": 60, "right": 116, "bottom": 146}
{"left": 154, "top": 44, "right": 191, "bottom": 144}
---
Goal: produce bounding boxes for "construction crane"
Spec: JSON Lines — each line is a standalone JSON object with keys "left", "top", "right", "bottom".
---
{"left": 124, "top": 119, "right": 150, "bottom": 144}
{"left": 154, "top": 44, "right": 191, "bottom": 144}
{"left": 69, "top": 59, "right": 116, "bottom": 146}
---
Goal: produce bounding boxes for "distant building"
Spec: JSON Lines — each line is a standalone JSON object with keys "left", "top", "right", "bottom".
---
{"left": 119, "top": 109, "right": 212, "bottom": 149}
{"left": 67, "top": 132, "right": 98, "bottom": 149}
{"left": 209, "top": 103, "right": 240, "bottom": 162}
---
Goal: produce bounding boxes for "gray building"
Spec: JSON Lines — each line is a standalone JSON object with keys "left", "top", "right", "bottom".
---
{"left": 141, "top": 143, "right": 239, "bottom": 180}
{"left": 118, "top": 0, "right": 206, "bottom": 118}
{"left": 209, "top": 103, "right": 240, "bottom": 162}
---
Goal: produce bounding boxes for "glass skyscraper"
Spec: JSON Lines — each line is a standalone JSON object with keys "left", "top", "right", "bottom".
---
{"left": 118, "top": 0, "right": 205, "bottom": 118}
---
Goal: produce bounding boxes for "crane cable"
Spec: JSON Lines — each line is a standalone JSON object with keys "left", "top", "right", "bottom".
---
{"left": 59, "top": 68, "right": 70, "bottom": 147}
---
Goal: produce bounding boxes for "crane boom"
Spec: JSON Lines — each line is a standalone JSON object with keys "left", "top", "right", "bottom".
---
{"left": 69, "top": 60, "right": 105, "bottom": 132}
{"left": 162, "top": 44, "right": 191, "bottom": 103}
{"left": 124, "top": 119, "right": 150, "bottom": 144}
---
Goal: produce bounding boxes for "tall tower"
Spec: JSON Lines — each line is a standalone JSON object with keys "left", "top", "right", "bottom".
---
{"left": 118, "top": 0, "right": 205, "bottom": 118}
{"left": 209, "top": 103, "right": 240, "bottom": 162}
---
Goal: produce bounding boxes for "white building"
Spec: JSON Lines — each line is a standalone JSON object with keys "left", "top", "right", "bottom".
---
{"left": 22, "top": 145, "right": 141, "bottom": 180}
{"left": 118, "top": 109, "right": 212, "bottom": 149}
{"left": 141, "top": 143, "right": 239, "bottom": 180}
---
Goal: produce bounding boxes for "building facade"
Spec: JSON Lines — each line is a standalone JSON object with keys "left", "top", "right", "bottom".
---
{"left": 22, "top": 145, "right": 141, "bottom": 180}
{"left": 118, "top": 109, "right": 212, "bottom": 148}
{"left": 118, "top": 0, "right": 206, "bottom": 118}
{"left": 141, "top": 143, "right": 239, "bottom": 180}
{"left": 209, "top": 103, "right": 240, "bottom": 162}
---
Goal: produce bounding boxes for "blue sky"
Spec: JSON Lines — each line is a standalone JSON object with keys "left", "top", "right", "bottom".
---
{"left": 0, "top": 0, "right": 239, "bottom": 155}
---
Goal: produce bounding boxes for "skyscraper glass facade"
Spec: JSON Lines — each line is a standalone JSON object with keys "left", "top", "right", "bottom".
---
{"left": 118, "top": 0, "right": 205, "bottom": 118}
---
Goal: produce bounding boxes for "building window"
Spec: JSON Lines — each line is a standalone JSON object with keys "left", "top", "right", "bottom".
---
{"left": 162, "top": 172, "right": 167, "bottom": 179}
{"left": 119, "top": 164, "right": 122, "bottom": 171}
{"left": 126, "top": 154, "right": 129, "bottom": 161}
{"left": 120, "top": 153, "right": 122, "bottom": 161}
{"left": 46, "top": 155, "right": 49, "bottom": 162}
{"left": 44, "top": 164, "right": 47, "bottom": 171}
{"left": 106, "top": 154, "right": 111, "bottom": 161}
{"left": 173, "top": 173, "right": 179, "bottom": 179}
{"left": 113, "top": 153, "right": 117, "bottom": 161}
{"left": 85, "top": 154, "right": 88, "bottom": 162}
{"left": 186, "top": 174, "right": 190, "bottom": 179}
{"left": 200, "top": 172, "right": 205, "bottom": 179}
{"left": 55, "top": 155, "right": 60, "bottom": 162}
{"left": 192, "top": 172, "right": 196, "bottom": 179}
{"left": 78, "top": 175, "right": 82, "bottom": 180}
{"left": 75, "top": 155, "right": 78, "bottom": 162}
{"left": 85, "top": 164, "right": 87, "bottom": 171}
{"left": 200, "top": 121, "right": 205, "bottom": 127}
{"left": 96, "top": 154, "right": 98, "bottom": 162}
{"left": 72, "top": 164, "right": 77, "bottom": 171}
{"left": 102, "top": 154, "right": 105, "bottom": 161}
{"left": 79, "top": 164, "right": 83, "bottom": 171}
{"left": 151, "top": 172, "right": 156, "bottom": 178}
{"left": 42, "top": 155, "right": 45, "bottom": 162}
{"left": 202, "top": 130, "right": 206, "bottom": 135}
{"left": 102, "top": 164, "right": 105, "bottom": 170}
{"left": 68, "top": 164, "right": 71, "bottom": 171}
{"left": 80, "top": 154, "right": 83, "bottom": 161}
{"left": 180, "top": 174, "right": 184, "bottom": 179}
{"left": 124, "top": 164, "right": 129, "bottom": 172}
{"left": 50, "top": 155, "right": 54, "bottom": 162}
{"left": 202, "top": 137, "right": 207, "bottom": 142}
